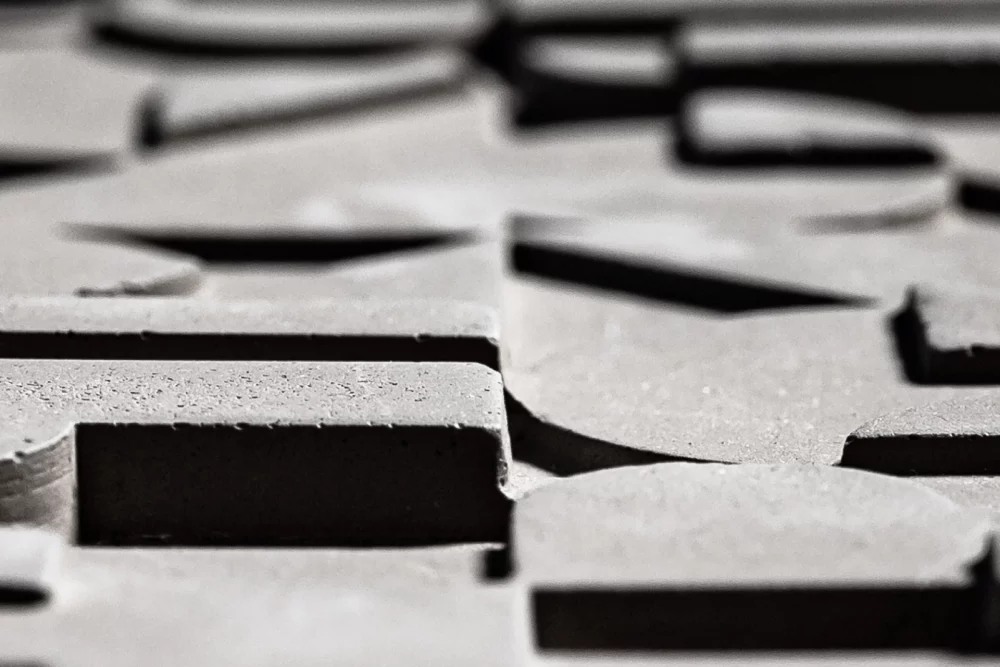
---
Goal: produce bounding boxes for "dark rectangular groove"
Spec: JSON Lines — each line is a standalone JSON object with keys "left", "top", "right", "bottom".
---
{"left": 0, "top": 332, "right": 498, "bottom": 370}
{"left": 75, "top": 424, "right": 509, "bottom": 547}
{"left": 534, "top": 587, "right": 978, "bottom": 651}
{"left": 682, "top": 62, "right": 1000, "bottom": 114}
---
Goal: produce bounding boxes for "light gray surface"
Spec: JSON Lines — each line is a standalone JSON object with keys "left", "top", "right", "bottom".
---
{"left": 155, "top": 48, "right": 468, "bottom": 140}
{"left": 504, "top": 281, "right": 995, "bottom": 468}
{"left": 515, "top": 463, "right": 991, "bottom": 586}
{"left": 0, "top": 361, "right": 508, "bottom": 538}
{"left": 0, "top": 51, "right": 150, "bottom": 163}
{"left": 96, "top": 0, "right": 491, "bottom": 48}
{"left": 524, "top": 36, "right": 674, "bottom": 86}
{"left": 0, "top": 296, "right": 497, "bottom": 338}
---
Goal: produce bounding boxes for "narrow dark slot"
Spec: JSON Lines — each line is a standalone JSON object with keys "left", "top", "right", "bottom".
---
{"left": 674, "top": 135, "right": 938, "bottom": 168}
{"left": 0, "top": 588, "right": 47, "bottom": 607}
{"left": 71, "top": 231, "right": 466, "bottom": 264}
{"left": 960, "top": 179, "right": 1000, "bottom": 216}
{"left": 513, "top": 243, "right": 869, "bottom": 314}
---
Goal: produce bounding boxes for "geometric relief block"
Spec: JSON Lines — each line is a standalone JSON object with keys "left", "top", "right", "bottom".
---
{"left": 0, "top": 361, "right": 509, "bottom": 546}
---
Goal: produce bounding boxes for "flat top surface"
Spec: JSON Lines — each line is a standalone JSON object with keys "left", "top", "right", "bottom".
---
{"left": 0, "top": 361, "right": 503, "bottom": 457}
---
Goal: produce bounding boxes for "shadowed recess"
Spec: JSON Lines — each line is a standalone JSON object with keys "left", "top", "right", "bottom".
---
{"left": 682, "top": 62, "right": 1000, "bottom": 115}
{"left": 533, "top": 586, "right": 981, "bottom": 651}
{"left": 0, "top": 332, "right": 498, "bottom": 369}
{"left": 512, "top": 242, "right": 870, "bottom": 314}
{"left": 959, "top": 179, "right": 1000, "bottom": 216}
{"left": 138, "top": 75, "right": 461, "bottom": 149}
{"left": 91, "top": 24, "right": 401, "bottom": 58}
{"left": 506, "top": 390, "right": 700, "bottom": 475}
{"left": 76, "top": 423, "right": 510, "bottom": 547}
{"left": 889, "top": 302, "right": 927, "bottom": 385}
{"left": 70, "top": 228, "right": 468, "bottom": 264}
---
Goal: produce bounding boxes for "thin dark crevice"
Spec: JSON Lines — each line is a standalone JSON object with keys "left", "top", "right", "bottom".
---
{"left": 513, "top": 243, "right": 871, "bottom": 314}
{"left": 889, "top": 300, "right": 927, "bottom": 384}
{"left": 91, "top": 24, "right": 405, "bottom": 59}
{"left": 0, "top": 333, "right": 499, "bottom": 369}
{"left": 506, "top": 389, "right": 708, "bottom": 476}
{"left": 959, "top": 179, "right": 1000, "bottom": 216}
{"left": 138, "top": 76, "right": 462, "bottom": 149}
{"left": 674, "top": 136, "right": 938, "bottom": 169}
{"left": 0, "top": 158, "right": 113, "bottom": 183}
{"left": 680, "top": 63, "right": 1000, "bottom": 115}
{"left": 69, "top": 227, "right": 469, "bottom": 264}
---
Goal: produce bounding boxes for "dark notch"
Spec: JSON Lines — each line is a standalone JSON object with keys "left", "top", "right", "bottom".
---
{"left": 91, "top": 23, "right": 403, "bottom": 59}
{"left": 512, "top": 242, "right": 868, "bottom": 314}
{"left": 70, "top": 225, "right": 469, "bottom": 264}
{"left": 75, "top": 423, "right": 511, "bottom": 547}
{"left": 675, "top": 133, "right": 938, "bottom": 168}
{"left": 512, "top": 35, "right": 678, "bottom": 128}
{"left": 960, "top": 178, "right": 1000, "bottom": 217}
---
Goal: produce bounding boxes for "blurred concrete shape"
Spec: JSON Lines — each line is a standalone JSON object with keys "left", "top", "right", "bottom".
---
{"left": 94, "top": 0, "right": 492, "bottom": 51}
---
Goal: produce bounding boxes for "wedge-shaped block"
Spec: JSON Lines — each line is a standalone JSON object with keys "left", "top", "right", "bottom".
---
{"left": 515, "top": 463, "right": 992, "bottom": 650}
{"left": 0, "top": 361, "right": 509, "bottom": 546}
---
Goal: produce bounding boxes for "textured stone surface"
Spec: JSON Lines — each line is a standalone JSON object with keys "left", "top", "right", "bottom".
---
{"left": 513, "top": 214, "right": 994, "bottom": 314}
{"left": 515, "top": 463, "right": 993, "bottom": 650}
{"left": 677, "top": 90, "right": 937, "bottom": 167}
{"left": 0, "top": 361, "right": 509, "bottom": 545}
{"left": 9, "top": 5, "right": 1000, "bottom": 664}
{"left": 0, "top": 296, "right": 499, "bottom": 367}
{"left": 504, "top": 284, "right": 995, "bottom": 470}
